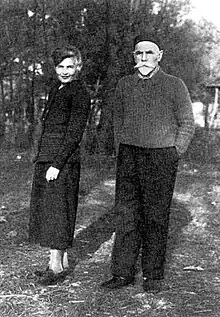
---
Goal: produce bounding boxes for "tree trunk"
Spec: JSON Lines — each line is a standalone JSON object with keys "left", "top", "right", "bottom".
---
{"left": 27, "top": 67, "right": 36, "bottom": 147}
{"left": 0, "top": 78, "right": 5, "bottom": 144}
{"left": 98, "top": 0, "right": 144, "bottom": 155}
{"left": 98, "top": 0, "right": 124, "bottom": 155}
{"left": 27, "top": 0, "right": 38, "bottom": 148}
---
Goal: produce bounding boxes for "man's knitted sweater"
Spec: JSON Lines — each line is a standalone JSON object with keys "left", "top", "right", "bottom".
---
{"left": 114, "top": 69, "right": 195, "bottom": 155}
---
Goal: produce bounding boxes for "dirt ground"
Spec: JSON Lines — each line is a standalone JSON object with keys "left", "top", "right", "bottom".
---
{"left": 1, "top": 145, "right": 220, "bottom": 317}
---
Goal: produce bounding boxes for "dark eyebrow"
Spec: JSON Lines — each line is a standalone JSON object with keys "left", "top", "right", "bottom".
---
{"left": 143, "top": 50, "right": 154, "bottom": 54}
{"left": 134, "top": 50, "right": 154, "bottom": 54}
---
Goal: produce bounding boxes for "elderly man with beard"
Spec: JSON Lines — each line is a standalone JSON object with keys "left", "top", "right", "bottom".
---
{"left": 101, "top": 35, "right": 195, "bottom": 293}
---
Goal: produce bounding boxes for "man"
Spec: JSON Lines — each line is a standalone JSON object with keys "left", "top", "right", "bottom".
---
{"left": 101, "top": 35, "right": 195, "bottom": 293}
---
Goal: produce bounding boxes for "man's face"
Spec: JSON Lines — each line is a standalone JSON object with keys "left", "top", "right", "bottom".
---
{"left": 55, "top": 57, "right": 77, "bottom": 84}
{"left": 133, "top": 41, "right": 163, "bottom": 76}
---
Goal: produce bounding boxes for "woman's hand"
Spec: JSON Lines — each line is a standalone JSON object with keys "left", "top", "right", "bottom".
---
{"left": 46, "top": 166, "right": 60, "bottom": 182}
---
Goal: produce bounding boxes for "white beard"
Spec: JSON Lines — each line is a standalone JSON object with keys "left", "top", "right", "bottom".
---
{"left": 137, "top": 66, "right": 153, "bottom": 76}
{"left": 134, "top": 61, "right": 155, "bottom": 76}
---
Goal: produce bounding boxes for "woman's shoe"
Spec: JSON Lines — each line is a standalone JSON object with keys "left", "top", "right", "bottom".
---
{"left": 34, "top": 266, "right": 70, "bottom": 277}
{"left": 34, "top": 266, "right": 49, "bottom": 277}
{"left": 37, "top": 269, "right": 67, "bottom": 286}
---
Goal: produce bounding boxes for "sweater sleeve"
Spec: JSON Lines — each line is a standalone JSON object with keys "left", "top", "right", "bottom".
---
{"left": 52, "top": 83, "right": 90, "bottom": 170}
{"left": 173, "top": 78, "right": 195, "bottom": 156}
{"left": 113, "top": 80, "right": 125, "bottom": 155}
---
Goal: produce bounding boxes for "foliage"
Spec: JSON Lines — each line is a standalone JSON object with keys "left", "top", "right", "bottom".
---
{"left": 0, "top": 0, "right": 219, "bottom": 152}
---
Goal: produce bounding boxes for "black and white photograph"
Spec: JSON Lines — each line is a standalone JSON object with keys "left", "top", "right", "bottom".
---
{"left": 0, "top": 0, "right": 220, "bottom": 316}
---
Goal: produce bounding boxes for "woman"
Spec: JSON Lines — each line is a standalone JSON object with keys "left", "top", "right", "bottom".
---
{"left": 29, "top": 46, "right": 90, "bottom": 285}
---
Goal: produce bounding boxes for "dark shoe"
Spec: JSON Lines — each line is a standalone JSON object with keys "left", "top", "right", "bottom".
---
{"left": 34, "top": 266, "right": 70, "bottom": 278}
{"left": 143, "top": 278, "right": 162, "bottom": 294}
{"left": 34, "top": 266, "right": 50, "bottom": 277}
{"left": 37, "top": 269, "right": 68, "bottom": 286}
{"left": 101, "top": 276, "right": 134, "bottom": 289}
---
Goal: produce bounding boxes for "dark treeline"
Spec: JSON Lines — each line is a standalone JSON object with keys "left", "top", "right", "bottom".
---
{"left": 0, "top": 0, "right": 219, "bottom": 154}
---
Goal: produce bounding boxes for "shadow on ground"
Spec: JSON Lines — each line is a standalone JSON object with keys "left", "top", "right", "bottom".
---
{"left": 72, "top": 207, "right": 115, "bottom": 261}
{"left": 67, "top": 197, "right": 192, "bottom": 278}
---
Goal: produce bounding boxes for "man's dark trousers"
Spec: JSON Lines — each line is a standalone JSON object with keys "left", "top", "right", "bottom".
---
{"left": 111, "top": 143, "right": 179, "bottom": 280}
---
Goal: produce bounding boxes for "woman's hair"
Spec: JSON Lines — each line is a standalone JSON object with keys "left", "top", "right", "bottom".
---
{"left": 51, "top": 45, "right": 82, "bottom": 72}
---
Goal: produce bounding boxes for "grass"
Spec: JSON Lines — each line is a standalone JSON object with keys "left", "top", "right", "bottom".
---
{"left": 1, "top": 131, "right": 220, "bottom": 316}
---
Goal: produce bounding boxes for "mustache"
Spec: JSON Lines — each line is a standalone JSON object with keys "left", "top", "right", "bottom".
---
{"left": 134, "top": 61, "right": 154, "bottom": 69}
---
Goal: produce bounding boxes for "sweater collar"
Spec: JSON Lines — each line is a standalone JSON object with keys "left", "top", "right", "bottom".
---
{"left": 133, "top": 67, "right": 164, "bottom": 85}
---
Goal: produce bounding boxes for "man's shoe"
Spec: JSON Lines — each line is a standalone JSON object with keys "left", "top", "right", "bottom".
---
{"left": 101, "top": 276, "right": 134, "bottom": 289}
{"left": 37, "top": 269, "right": 68, "bottom": 286}
{"left": 143, "top": 278, "right": 162, "bottom": 294}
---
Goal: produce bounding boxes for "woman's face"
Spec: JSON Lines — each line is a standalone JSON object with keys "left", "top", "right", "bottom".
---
{"left": 55, "top": 57, "right": 77, "bottom": 84}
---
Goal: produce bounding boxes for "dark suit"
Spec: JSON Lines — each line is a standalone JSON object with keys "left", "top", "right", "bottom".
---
{"left": 34, "top": 79, "right": 90, "bottom": 169}
{"left": 29, "top": 79, "right": 90, "bottom": 249}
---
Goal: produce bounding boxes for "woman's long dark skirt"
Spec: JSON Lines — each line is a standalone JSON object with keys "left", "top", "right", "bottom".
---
{"left": 29, "top": 161, "right": 80, "bottom": 249}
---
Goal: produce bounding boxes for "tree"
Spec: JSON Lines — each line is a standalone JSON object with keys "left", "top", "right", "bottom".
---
{"left": 0, "top": 0, "right": 219, "bottom": 154}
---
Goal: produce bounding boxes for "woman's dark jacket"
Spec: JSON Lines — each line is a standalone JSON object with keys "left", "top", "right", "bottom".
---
{"left": 34, "top": 79, "right": 90, "bottom": 170}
